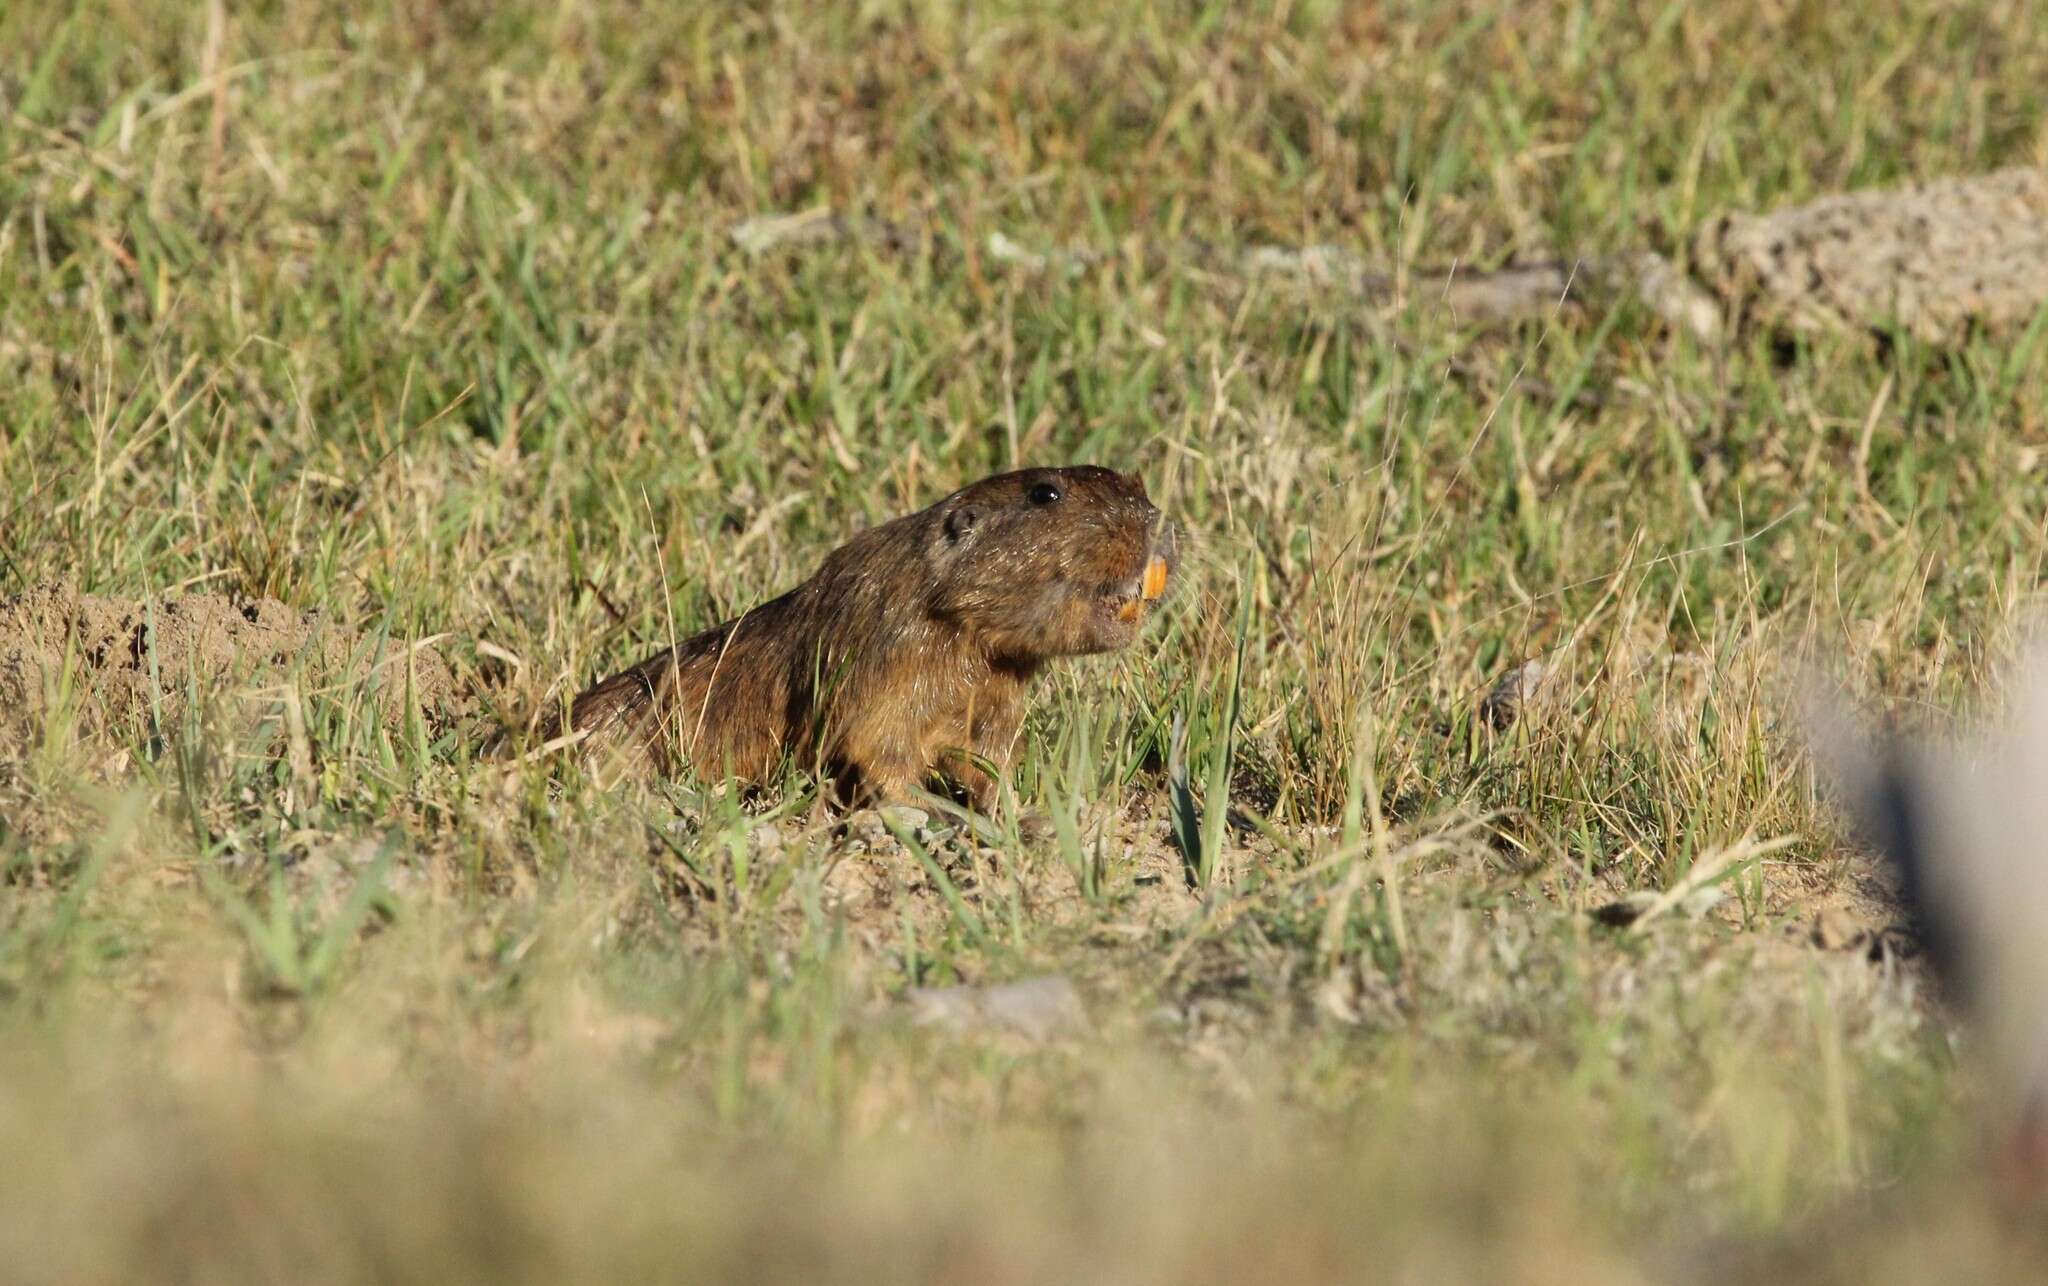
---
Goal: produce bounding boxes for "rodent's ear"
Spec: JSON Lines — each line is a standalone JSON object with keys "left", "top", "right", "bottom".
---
{"left": 944, "top": 504, "right": 980, "bottom": 544}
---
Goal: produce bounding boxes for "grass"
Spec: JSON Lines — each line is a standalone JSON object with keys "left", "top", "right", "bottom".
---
{"left": 4, "top": 0, "right": 2048, "bottom": 1279}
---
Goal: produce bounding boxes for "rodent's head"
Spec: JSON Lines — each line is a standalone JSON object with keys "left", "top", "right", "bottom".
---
{"left": 925, "top": 465, "right": 1179, "bottom": 659}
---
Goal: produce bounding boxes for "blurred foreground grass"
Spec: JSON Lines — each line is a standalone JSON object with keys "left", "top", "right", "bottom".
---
{"left": 4, "top": 1, "right": 2048, "bottom": 1280}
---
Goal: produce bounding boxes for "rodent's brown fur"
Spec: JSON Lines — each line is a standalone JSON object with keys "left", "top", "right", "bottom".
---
{"left": 530, "top": 466, "right": 1178, "bottom": 808}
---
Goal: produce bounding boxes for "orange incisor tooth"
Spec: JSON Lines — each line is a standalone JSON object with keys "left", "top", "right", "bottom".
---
{"left": 1141, "top": 556, "right": 1168, "bottom": 601}
{"left": 1117, "top": 598, "right": 1142, "bottom": 623}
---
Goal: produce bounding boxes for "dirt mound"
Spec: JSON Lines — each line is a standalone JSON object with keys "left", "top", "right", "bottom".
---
{"left": 0, "top": 583, "right": 470, "bottom": 750}
{"left": 1698, "top": 166, "right": 2048, "bottom": 344}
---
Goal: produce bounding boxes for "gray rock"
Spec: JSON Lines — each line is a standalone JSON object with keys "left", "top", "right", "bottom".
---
{"left": 1480, "top": 658, "right": 1551, "bottom": 730}
{"left": 906, "top": 975, "right": 1090, "bottom": 1041}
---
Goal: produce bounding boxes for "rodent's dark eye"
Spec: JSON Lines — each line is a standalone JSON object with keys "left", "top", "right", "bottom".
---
{"left": 1028, "top": 482, "right": 1063, "bottom": 505}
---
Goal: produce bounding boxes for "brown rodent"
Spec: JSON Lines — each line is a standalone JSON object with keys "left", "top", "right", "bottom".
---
{"left": 524, "top": 466, "right": 1178, "bottom": 809}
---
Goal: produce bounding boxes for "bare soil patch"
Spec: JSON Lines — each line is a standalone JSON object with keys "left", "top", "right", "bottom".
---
{"left": 0, "top": 583, "right": 470, "bottom": 749}
{"left": 1698, "top": 167, "right": 2048, "bottom": 343}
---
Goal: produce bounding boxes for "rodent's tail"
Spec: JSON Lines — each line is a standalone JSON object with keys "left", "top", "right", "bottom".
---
{"left": 477, "top": 662, "right": 654, "bottom": 765}
{"left": 475, "top": 706, "right": 560, "bottom": 764}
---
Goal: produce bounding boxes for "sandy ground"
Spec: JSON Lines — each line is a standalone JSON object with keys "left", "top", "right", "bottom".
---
{"left": 0, "top": 583, "right": 470, "bottom": 745}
